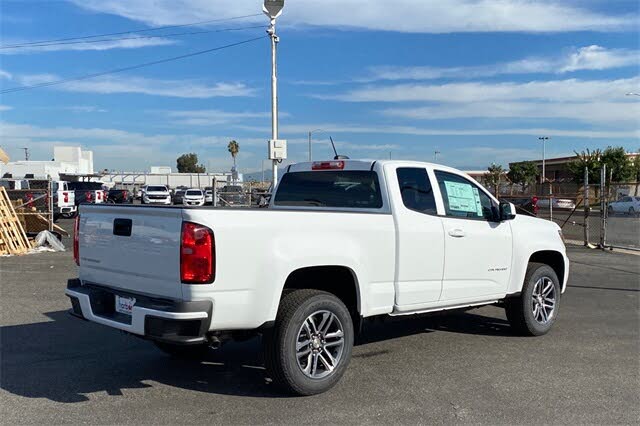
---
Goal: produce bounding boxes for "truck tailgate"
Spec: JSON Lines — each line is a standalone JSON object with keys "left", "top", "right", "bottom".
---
{"left": 78, "top": 205, "right": 183, "bottom": 299}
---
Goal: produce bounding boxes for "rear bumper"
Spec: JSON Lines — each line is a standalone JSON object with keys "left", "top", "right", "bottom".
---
{"left": 65, "top": 279, "right": 212, "bottom": 344}
{"left": 56, "top": 205, "right": 77, "bottom": 214}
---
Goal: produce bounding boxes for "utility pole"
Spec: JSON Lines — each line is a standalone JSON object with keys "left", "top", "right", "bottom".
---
{"left": 21, "top": 147, "right": 29, "bottom": 161}
{"left": 538, "top": 137, "right": 549, "bottom": 185}
{"left": 434, "top": 150, "right": 440, "bottom": 162}
{"left": 308, "top": 129, "right": 323, "bottom": 161}
{"left": 264, "top": 0, "right": 285, "bottom": 186}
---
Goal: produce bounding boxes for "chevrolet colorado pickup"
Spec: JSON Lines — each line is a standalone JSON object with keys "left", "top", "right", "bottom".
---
{"left": 66, "top": 160, "right": 569, "bottom": 395}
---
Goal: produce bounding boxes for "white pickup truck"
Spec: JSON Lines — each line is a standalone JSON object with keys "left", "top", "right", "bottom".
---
{"left": 66, "top": 160, "right": 568, "bottom": 395}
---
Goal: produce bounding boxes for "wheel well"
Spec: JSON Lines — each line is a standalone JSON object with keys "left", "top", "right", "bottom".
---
{"left": 529, "top": 251, "right": 565, "bottom": 285}
{"left": 282, "top": 266, "right": 360, "bottom": 319}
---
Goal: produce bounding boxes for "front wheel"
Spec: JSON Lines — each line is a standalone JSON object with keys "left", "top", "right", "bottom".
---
{"left": 264, "top": 289, "right": 354, "bottom": 395}
{"left": 505, "top": 262, "right": 560, "bottom": 336}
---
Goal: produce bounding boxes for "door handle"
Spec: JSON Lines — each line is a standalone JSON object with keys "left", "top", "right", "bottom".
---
{"left": 448, "top": 228, "right": 466, "bottom": 238}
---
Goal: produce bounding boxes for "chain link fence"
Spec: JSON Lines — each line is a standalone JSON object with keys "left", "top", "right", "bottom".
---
{"left": 2, "top": 179, "right": 54, "bottom": 234}
{"left": 497, "top": 170, "right": 639, "bottom": 251}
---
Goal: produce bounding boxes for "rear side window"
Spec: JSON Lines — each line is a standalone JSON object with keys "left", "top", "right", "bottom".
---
{"left": 396, "top": 168, "right": 436, "bottom": 215}
{"left": 186, "top": 190, "right": 202, "bottom": 196}
{"left": 435, "top": 171, "right": 495, "bottom": 220}
{"left": 274, "top": 171, "right": 383, "bottom": 209}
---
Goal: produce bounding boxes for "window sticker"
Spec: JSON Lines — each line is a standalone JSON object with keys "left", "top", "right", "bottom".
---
{"left": 471, "top": 187, "right": 484, "bottom": 216}
{"left": 444, "top": 181, "right": 482, "bottom": 215}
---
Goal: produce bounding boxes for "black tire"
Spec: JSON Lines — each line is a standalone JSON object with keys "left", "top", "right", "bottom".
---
{"left": 62, "top": 210, "right": 78, "bottom": 219}
{"left": 153, "top": 341, "right": 211, "bottom": 359}
{"left": 505, "top": 262, "right": 560, "bottom": 336}
{"left": 264, "top": 289, "right": 354, "bottom": 396}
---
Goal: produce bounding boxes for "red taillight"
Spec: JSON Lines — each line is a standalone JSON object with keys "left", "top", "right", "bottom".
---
{"left": 180, "top": 222, "right": 215, "bottom": 284}
{"left": 122, "top": 190, "right": 127, "bottom": 199}
{"left": 63, "top": 192, "right": 69, "bottom": 203}
{"left": 85, "top": 192, "right": 92, "bottom": 202}
{"left": 73, "top": 215, "right": 80, "bottom": 265}
{"left": 312, "top": 160, "right": 345, "bottom": 170}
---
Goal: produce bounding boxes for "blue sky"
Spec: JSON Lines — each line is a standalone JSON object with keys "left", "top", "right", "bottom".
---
{"left": 1, "top": 0, "right": 638, "bottom": 173}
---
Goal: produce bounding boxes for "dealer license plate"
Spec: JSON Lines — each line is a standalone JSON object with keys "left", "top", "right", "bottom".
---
{"left": 115, "top": 295, "right": 136, "bottom": 315}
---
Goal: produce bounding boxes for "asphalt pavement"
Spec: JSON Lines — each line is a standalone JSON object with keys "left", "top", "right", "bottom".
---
{"left": 1, "top": 219, "right": 638, "bottom": 425}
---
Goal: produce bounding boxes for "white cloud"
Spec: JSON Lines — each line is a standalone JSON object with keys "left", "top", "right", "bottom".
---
{"left": 236, "top": 122, "right": 639, "bottom": 140}
{"left": 382, "top": 101, "right": 640, "bottom": 125}
{"left": 69, "top": 0, "right": 632, "bottom": 33}
{"left": 167, "top": 109, "right": 272, "bottom": 125}
{"left": 62, "top": 106, "right": 108, "bottom": 113}
{"left": 0, "top": 69, "right": 12, "bottom": 80}
{"left": 318, "top": 77, "right": 640, "bottom": 103}
{"left": 0, "top": 37, "right": 176, "bottom": 55}
{"left": 367, "top": 46, "right": 640, "bottom": 81}
{"left": 12, "top": 74, "right": 257, "bottom": 98}
{"left": 0, "top": 105, "right": 12, "bottom": 112}
{"left": 559, "top": 45, "right": 639, "bottom": 73}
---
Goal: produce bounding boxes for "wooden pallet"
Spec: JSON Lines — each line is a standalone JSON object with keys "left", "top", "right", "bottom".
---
{"left": 0, "top": 187, "right": 31, "bottom": 255}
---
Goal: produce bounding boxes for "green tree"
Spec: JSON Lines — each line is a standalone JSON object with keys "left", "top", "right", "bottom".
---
{"left": 485, "top": 163, "right": 505, "bottom": 196}
{"left": 507, "top": 161, "right": 538, "bottom": 192}
{"left": 567, "top": 148, "right": 602, "bottom": 184}
{"left": 632, "top": 154, "right": 640, "bottom": 181}
{"left": 227, "top": 140, "right": 239, "bottom": 168}
{"left": 600, "top": 146, "right": 633, "bottom": 182}
{"left": 176, "top": 153, "right": 206, "bottom": 173}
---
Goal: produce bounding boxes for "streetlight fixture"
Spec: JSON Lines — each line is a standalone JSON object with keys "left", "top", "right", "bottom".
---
{"left": 307, "top": 129, "right": 323, "bottom": 161}
{"left": 538, "top": 136, "right": 550, "bottom": 185}
{"left": 434, "top": 150, "right": 441, "bottom": 162}
{"left": 264, "top": 0, "right": 286, "bottom": 185}
{"left": 626, "top": 92, "right": 640, "bottom": 97}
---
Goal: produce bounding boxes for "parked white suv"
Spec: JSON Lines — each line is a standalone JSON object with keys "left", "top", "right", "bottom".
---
{"left": 182, "top": 189, "right": 205, "bottom": 207}
{"left": 67, "top": 160, "right": 569, "bottom": 395}
{"left": 141, "top": 185, "right": 171, "bottom": 205}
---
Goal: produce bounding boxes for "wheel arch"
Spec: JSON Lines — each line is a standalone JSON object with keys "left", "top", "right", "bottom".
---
{"left": 528, "top": 250, "right": 566, "bottom": 288}
{"left": 280, "top": 265, "right": 362, "bottom": 326}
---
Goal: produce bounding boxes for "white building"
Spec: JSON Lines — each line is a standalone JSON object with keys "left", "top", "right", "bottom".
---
{"left": 0, "top": 146, "right": 94, "bottom": 180}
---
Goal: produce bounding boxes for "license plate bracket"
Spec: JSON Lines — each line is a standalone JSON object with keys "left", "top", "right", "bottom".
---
{"left": 115, "top": 295, "right": 136, "bottom": 315}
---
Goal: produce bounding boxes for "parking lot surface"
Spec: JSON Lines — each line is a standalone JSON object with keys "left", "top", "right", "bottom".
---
{"left": 1, "top": 220, "right": 639, "bottom": 425}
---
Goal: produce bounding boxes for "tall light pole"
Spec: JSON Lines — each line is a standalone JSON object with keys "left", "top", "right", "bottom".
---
{"left": 264, "top": 0, "right": 285, "bottom": 185}
{"left": 308, "top": 129, "right": 323, "bottom": 161}
{"left": 21, "top": 147, "right": 29, "bottom": 161}
{"left": 434, "top": 150, "right": 440, "bottom": 162}
{"left": 538, "top": 136, "right": 549, "bottom": 185}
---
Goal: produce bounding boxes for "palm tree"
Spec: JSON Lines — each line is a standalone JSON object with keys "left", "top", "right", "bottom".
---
{"left": 227, "top": 140, "right": 239, "bottom": 168}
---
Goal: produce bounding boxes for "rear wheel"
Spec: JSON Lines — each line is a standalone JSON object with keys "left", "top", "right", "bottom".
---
{"left": 153, "top": 342, "right": 211, "bottom": 359}
{"left": 264, "top": 289, "right": 354, "bottom": 395}
{"left": 505, "top": 262, "right": 560, "bottom": 336}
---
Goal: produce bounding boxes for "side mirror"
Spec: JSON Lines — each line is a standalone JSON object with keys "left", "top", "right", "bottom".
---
{"left": 499, "top": 201, "right": 516, "bottom": 221}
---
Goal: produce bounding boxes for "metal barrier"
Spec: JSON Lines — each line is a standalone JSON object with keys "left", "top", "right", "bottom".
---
{"left": 501, "top": 171, "right": 639, "bottom": 251}
{"left": 5, "top": 184, "right": 54, "bottom": 234}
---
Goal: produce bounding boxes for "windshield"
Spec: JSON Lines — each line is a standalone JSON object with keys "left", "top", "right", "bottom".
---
{"left": 186, "top": 190, "right": 202, "bottom": 196}
{"left": 274, "top": 171, "right": 383, "bottom": 209}
{"left": 146, "top": 186, "right": 167, "bottom": 192}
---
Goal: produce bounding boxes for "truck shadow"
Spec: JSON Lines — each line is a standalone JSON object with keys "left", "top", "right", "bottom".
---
{"left": 0, "top": 309, "right": 512, "bottom": 402}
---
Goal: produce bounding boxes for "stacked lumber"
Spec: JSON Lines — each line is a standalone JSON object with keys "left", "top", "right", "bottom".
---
{"left": 0, "top": 187, "right": 31, "bottom": 255}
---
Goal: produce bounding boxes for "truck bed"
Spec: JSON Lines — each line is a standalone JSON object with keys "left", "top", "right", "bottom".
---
{"left": 77, "top": 203, "right": 396, "bottom": 330}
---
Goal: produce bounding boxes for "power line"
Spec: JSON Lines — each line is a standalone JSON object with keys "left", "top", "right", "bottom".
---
{"left": 0, "top": 13, "right": 262, "bottom": 49}
{"left": 1, "top": 25, "right": 264, "bottom": 50}
{"left": 0, "top": 35, "right": 266, "bottom": 94}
